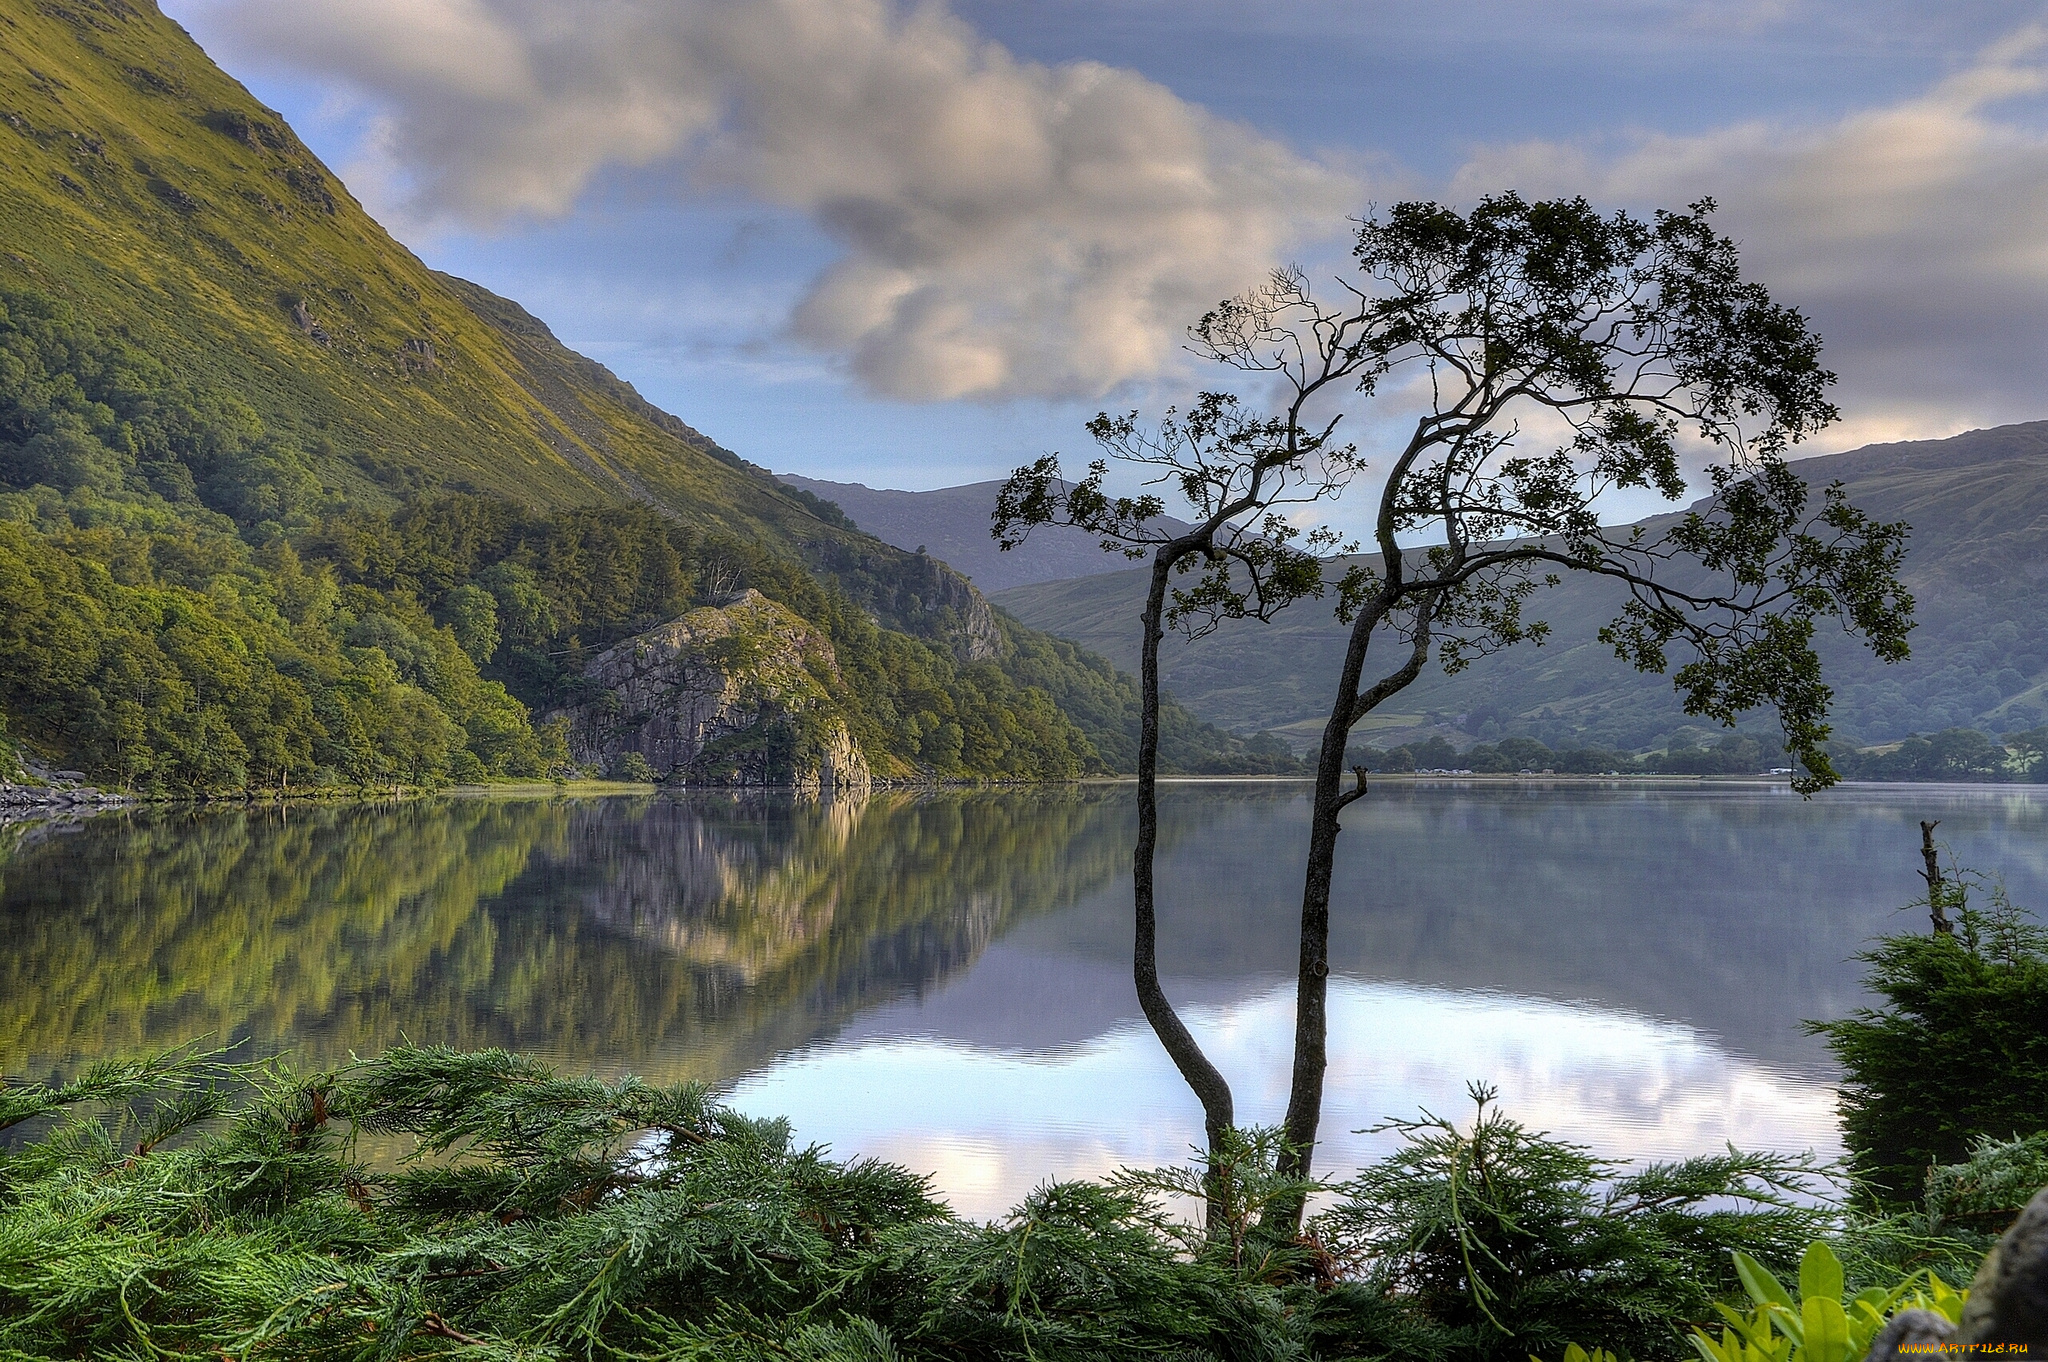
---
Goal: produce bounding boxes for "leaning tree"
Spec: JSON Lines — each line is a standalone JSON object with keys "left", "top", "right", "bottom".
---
{"left": 994, "top": 194, "right": 1913, "bottom": 1231}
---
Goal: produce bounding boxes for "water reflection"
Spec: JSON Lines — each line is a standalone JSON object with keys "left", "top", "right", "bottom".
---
{"left": 6, "top": 782, "right": 2046, "bottom": 1215}
{"left": 0, "top": 789, "right": 1135, "bottom": 1081}
{"left": 732, "top": 979, "right": 1844, "bottom": 1220}
{"left": 1126, "top": 782, "right": 2048, "bottom": 1073}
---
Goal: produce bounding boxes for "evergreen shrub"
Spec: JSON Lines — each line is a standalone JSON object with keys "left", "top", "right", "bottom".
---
{"left": 1810, "top": 871, "right": 2048, "bottom": 1208}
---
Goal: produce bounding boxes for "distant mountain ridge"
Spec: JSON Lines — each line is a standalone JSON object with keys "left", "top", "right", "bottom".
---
{"left": 777, "top": 473, "right": 1195, "bottom": 591}
{"left": 995, "top": 422, "right": 2048, "bottom": 753}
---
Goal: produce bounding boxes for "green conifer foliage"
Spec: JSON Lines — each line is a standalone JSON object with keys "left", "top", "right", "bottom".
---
{"left": 1811, "top": 872, "right": 2048, "bottom": 1208}
{"left": 0, "top": 1051, "right": 1877, "bottom": 1361}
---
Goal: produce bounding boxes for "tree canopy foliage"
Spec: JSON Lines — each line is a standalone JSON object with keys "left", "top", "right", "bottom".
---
{"left": 998, "top": 195, "right": 1915, "bottom": 1224}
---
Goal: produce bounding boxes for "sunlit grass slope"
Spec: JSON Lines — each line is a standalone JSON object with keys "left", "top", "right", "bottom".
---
{"left": 0, "top": 0, "right": 873, "bottom": 545}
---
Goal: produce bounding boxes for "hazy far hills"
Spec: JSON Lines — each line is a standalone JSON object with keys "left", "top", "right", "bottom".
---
{"left": 994, "top": 422, "right": 2048, "bottom": 754}
{"left": 777, "top": 473, "right": 1194, "bottom": 592}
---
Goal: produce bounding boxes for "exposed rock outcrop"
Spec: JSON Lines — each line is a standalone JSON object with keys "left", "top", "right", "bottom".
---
{"left": 0, "top": 759, "right": 128, "bottom": 824}
{"left": 950, "top": 575, "right": 1004, "bottom": 662}
{"left": 548, "top": 590, "right": 872, "bottom": 792}
{"left": 896, "top": 553, "right": 1003, "bottom": 662}
{"left": 289, "top": 297, "right": 329, "bottom": 346}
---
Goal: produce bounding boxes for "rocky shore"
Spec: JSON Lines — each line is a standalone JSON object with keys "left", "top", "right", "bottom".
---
{"left": 0, "top": 765, "right": 129, "bottom": 822}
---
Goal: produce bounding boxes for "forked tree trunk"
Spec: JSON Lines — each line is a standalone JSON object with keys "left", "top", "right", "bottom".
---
{"left": 1133, "top": 551, "right": 1236, "bottom": 1229}
{"left": 1274, "top": 598, "right": 1377, "bottom": 1205}
{"left": 1274, "top": 589, "right": 1432, "bottom": 1236}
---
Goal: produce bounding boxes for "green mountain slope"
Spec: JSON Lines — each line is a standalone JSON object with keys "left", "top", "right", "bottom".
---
{"left": 0, "top": 0, "right": 1024, "bottom": 625}
{"left": 0, "top": 0, "right": 1289, "bottom": 787}
{"left": 996, "top": 422, "right": 2048, "bottom": 754}
{"left": 2, "top": 1, "right": 790, "bottom": 531}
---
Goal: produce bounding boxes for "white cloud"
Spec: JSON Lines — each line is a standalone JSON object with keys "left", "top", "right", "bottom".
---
{"left": 1448, "top": 23, "right": 2048, "bottom": 447}
{"left": 196, "top": 0, "right": 1356, "bottom": 402}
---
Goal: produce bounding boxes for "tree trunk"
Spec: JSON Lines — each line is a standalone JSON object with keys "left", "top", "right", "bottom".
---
{"left": 1133, "top": 550, "right": 1236, "bottom": 1229}
{"left": 1274, "top": 602, "right": 1377, "bottom": 1206}
{"left": 1921, "top": 820, "right": 1954, "bottom": 935}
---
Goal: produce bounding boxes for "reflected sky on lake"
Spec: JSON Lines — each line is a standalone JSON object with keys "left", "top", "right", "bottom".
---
{"left": 6, "top": 782, "right": 2046, "bottom": 1216}
{"left": 732, "top": 976, "right": 1842, "bottom": 1219}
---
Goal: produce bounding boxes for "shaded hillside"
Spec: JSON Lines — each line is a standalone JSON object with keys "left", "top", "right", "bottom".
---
{"left": 997, "top": 422, "right": 2048, "bottom": 753}
{"left": 777, "top": 472, "right": 1194, "bottom": 591}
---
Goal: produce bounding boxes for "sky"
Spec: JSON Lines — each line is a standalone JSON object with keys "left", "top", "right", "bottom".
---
{"left": 160, "top": 0, "right": 2048, "bottom": 519}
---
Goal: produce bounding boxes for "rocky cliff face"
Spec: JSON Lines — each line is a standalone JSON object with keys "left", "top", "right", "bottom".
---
{"left": 549, "top": 591, "right": 872, "bottom": 791}
{"left": 804, "top": 538, "right": 1005, "bottom": 663}
{"left": 895, "top": 553, "right": 1003, "bottom": 662}
{"left": 945, "top": 572, "right": 1005, "bottom": 663}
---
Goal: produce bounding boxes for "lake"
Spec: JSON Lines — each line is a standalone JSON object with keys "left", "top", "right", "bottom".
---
{"left": 6, "top": 781, "right": 2045, "bottom": 1217}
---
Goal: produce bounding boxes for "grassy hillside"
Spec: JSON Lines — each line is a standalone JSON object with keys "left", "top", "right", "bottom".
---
{"left": 0, "top": 0, "right": 850, "bottom": 540}
{"left": 997, "top": 422, "right": 2048, "bottom": 755}
{"left": 0, "top": 0, "right": 1291, "bottom": 786}
{"left": 0, "top": 0, "right": 1014, "bottom": 644}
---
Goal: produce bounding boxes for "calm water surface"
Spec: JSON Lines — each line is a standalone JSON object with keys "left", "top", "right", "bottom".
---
{"left": 7, "top": 782, "right": 2045, "bottom": 1216}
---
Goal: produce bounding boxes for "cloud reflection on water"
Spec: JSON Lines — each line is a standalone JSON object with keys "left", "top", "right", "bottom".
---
{"left": 728, "top": 976, "right": 1842, "bottom": 1220}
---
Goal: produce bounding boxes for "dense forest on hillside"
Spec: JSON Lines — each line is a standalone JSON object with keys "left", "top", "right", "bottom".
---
{"left": 0, "top": 289, "right": 1287, "bottom": 790}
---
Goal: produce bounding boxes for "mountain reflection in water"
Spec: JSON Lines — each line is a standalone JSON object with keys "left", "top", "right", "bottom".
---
{"left": 0, "top": 789, "right": 1133, "bottom": 1081}
{"left": 7, "top": 783, "right": 2048, "bottom": 1214}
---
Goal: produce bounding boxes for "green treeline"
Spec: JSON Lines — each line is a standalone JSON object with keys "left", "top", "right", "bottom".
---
{"left": 0, "top": 289, "right": 1278, "bottom": 789}
{"left": 998, "top": 632, "right": 1304, "bottom": 776}
{"left": 1353, "top": 728, "right": 2048, "bottom": 781}
{"left": 0, "top": 518, "right": 541, "bottom": 791}
{"left": 303, "top": 494, "right": 1107, "bottom": 782}
{"left": 1825, "top": 726, "right": 2048, "bottom": 782}
{"left": 1352, "top": 733, "right": 1781, "bottom": 777}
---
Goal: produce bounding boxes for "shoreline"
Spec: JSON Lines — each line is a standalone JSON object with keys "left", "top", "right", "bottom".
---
{"left": 3, "top": 772, "right": 2040, "bottom": 830}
